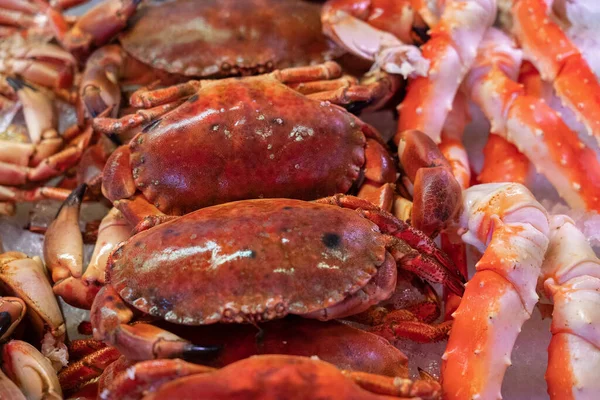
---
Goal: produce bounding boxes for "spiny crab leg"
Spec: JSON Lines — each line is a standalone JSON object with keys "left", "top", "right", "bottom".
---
{"left": 464, "top": 27, "right": 600, "bottom": 211}
{"left": 509, "top": 0, "right": 600, "bottom": 141}
{"left": 396, "top": 0, "right": 497, "bottom": 144}
{"left": 1, "top": 340, "right": 62, "bottom": 399}
{"left": 541, "top": 215, "right": 600, "bottom": 399}
{"left": 441, "top": 183, "right": 550, "bottom": 399}
{"left": 44, "top": 184, "right": 130, "bottom": 309}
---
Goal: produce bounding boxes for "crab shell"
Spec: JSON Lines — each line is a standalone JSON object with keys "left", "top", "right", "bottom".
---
{"left": 103, "top": 76, "right": 394, "bottom": 215}
{"left": 106, "top": 198, "right": 396, "bottom": 325}
{"left": 118, "top": 0, "right": 344, "bottom": 78}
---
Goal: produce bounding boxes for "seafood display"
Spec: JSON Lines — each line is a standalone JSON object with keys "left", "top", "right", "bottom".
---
{"left": 0, "top": 0, "right": 599, "bottom": 399}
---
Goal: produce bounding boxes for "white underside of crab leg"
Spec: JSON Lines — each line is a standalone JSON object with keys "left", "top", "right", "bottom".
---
{"left": 465, "top": 27, "right": 600, "bottom": 212}
{"left": 442, "top": 183, "right": 549, "bottom": 399}
{"left": 397, "top": 0, "right": 497, "bottom": 144}
{"left": 542, "top": 215, "right": 600, "bottom": 399}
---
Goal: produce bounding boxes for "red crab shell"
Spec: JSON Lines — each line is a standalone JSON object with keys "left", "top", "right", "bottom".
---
{"left": 119, "top": 0, "right": 344, "bottom": 77}
{"left": 103, "top": 75, "right": 390, "bottom": 215}
{"left": 107, "top": 198, "right": 390, "bottom": 325}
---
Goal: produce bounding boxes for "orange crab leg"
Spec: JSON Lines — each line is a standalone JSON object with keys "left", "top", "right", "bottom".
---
{"left": 465, "top": 28, "right": 600, "bottom": 212}
{"left": 541, "top": 215, "right": 600, "bottom": 399}
{"left": 478, "top": 133, "right": 529, "bottom": 184}
{"left": 396, "top": 0, "right": 496, "bottom": 144}
{"left": 442, "top": 183, "right": 550, "bottom": 399}
{"left": 511, "top": 0, "right": 600, "bottom": 142}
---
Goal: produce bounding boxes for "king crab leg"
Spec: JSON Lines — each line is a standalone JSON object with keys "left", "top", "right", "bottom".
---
{"left": 464, "top": 27, "right": 600, "bottom": 211}
{"left": 442, "top": 182, "right": 550, "bottom": 399}
{"left": 508, "top": 0, "right": 600, "bottom": 142}
{"left": 540, "top": 214, "right": 600, "bottom": 399}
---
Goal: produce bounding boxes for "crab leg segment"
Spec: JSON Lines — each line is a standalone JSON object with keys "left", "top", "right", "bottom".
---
{"left": 397, "top": 0, "right": 496, "bottom": 143}
{"left": 478, "top": 133, "right": 530, "bottom": 184}
{"left": 465, "top": 27, "right": 600, "bottom": 211}
{"left": 541, "top": 215, "right": 600, "bottom": 399}
{"left": 58, "top": 345, "right": 121, "bottom": 396}
{"left": 441, "top": 183, "right": 550, "bottom": 399}
{"left": 511, "top": 0, "right": 600, "bottom": 141}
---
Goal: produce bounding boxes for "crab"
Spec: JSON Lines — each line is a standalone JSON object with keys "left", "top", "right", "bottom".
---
{"left": 97, "top": 355, "right": 442, "bottom": 400}
{"left": 89, "top": 195, "right": 463, "bottom": 362}
{"left": 69, "top": 0, "right": 346, "bottom": 119}
{"left": 60, "top": 318, "right": 414, "bottom": 398}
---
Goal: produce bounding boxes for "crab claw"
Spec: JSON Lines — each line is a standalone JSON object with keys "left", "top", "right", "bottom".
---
{"left": 397, "top": 130, "right": 462, "bottom": 237}
{"left": 0, "top": 297, "right": 26, "bottom": 341}
{"left": 91, "top": 286, "right": 221, "bottom": 362}
{"left": 46, "top": 0, "right": 141, "bottom": 60}
{"left": 44, "top": 183, "right": 86, "bottom": 284}
{"left": 6, "top": 77, "right": 62, "bottom": 164}
{"left": 1, "top": 340, "right": 62, "bottom": 399}
{"left": 0, "top": 252, "right": 67, "bottom": 368}
{"left": 1, "top": 36, "right": 76, "bottom": 89}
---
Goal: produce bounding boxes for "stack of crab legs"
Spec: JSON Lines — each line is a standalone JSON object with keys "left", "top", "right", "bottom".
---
{"left": 0, "top": 0, "right": 599, "bottom": 398}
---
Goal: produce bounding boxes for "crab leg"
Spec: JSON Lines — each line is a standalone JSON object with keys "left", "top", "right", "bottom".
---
{"left": 478, "top": 133, "right": 530, "bottom": 184}
{"left": 58, "top": 345, "right": 121, "bottom": 396}
{"left": 441, "top": 183, "right": 550, "bottom": 399}
{"left": 396, "top": 0, "right": 496, "bottom": 144}
{"left": 45, "top": 0, "right": 141, "bottom": 59}
{"left": 316, "top": 194, "right": 464, "bottom": 295}
{"left": 510, "top": 0, "right": 600, "bottom": 141}
{"left": 540, "top": 215, "right": 600, "bottom": 399}
{"left": 79, "top": 44, "right": 161, "bottom": 119}
{"left": 321, "top": 0, "right": 430, "bottom": 77}
{"left": 5, "top": 77, "right": 62, "bottom": 164}
{"left": 0, "top": 38, "right": 76, "bottom": 89}
{"left": 128, "top": 62, "right": 345, "bottom": 109}
{"left": 464, "top": 27, "right": 600, "bottom": 211}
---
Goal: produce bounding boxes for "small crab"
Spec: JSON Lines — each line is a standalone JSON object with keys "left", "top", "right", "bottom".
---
{"left": 98, "top": 355, "right": 442, "bottom": 400}
{"left": 73, "top": 0, "right": 345, "bottom": 118}
{"left": 90, "top": 195, "right": 463, "bottom": 361}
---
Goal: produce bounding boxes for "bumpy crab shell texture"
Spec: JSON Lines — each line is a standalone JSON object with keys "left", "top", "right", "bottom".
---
{"left": 107, "top": 199, "right": 387, "bottom": 325}
{"left": 125, "top": 76, "right": 369, "bottom": 215}
{"left": 119, "top": 0, "right": 344, "bottom": 77}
